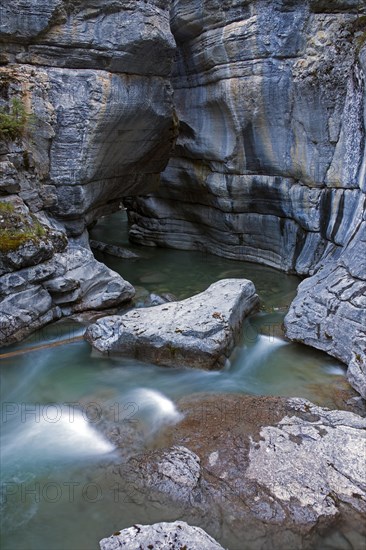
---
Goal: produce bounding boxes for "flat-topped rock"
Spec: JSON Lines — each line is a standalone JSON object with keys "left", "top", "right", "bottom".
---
{"left": 85, "top": 278, "right": 259, "bottom": 369}
{"left": 99, "top": 521, "right": 225, "bottom": 550}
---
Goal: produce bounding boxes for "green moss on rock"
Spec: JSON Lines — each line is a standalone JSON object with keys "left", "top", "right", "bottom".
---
{"left": 0, "top": 201, "right": 47, "bottom": 252}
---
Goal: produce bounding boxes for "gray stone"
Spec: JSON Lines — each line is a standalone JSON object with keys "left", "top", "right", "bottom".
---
{"left": 85, "top": 279, "right": 259, "bottom": 369}
{"left": 1, "top": 0, "right": 175, "bottom": 77}
{"left": 0, "top": 286, "right": 59, "bottom": 344}
{"left": 0, "top": 0, "right": 365, "bottom": 383}
{"left": 125, "top": 445, "right": 201, "bottom": 506}
{"left": 99, "top": 521, "right": 225, "bottom": 550}
{"left": 0, "top": 0, "right": 177, "bottom": 236}
{"left": 245, "top": 398, "right": 366, "bottom": 520}
{"left": 0, "top": 245, "right": 135, "bottom": 346}
{"left": 127, "top": 4, "right": 365, "bottom": 275}
{"left": 90, "top": 240, "right": 139, "bottom": 259}
{"left": 0, "top": 161, "right": 21, "bottom": 193}
{"left": 57, "top": 247, "right": 135, "bottom": 313}
{"left": 124, "top": 3, "right": 366, "bottom": 391}
{"left": 347, "top": 332, "right": 366, "bottom": 399}
{"left": 0, "top": 0, "right": 63, "bottom": 40}
{"left": 285, "top": 218, "right": 366, "bottom": 396}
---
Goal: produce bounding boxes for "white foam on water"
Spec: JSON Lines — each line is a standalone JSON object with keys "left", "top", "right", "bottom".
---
{"left": 323, "top": 364, "right": 346, "bottom": 376}
{"left": 1, "top": 406, "right": 114, "bottom": 465}
{"left": 125, "top": 388, "right": 183, "bottom": 435}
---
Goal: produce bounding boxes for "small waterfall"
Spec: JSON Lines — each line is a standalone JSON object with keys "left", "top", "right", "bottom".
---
{"left": 235, "top": 335, "right": 288, "bottom": 374}
{"left": 122, "top": 388, "right": 183, "bottom": 437}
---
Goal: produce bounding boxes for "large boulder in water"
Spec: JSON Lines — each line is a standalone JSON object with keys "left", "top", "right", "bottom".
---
{"left": 85, "top": 279, "right": 259, "bottom": 369}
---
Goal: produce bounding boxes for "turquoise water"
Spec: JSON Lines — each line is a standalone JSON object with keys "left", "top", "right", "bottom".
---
{"left": 0, "top": 211, "right": 350, "bottom": 550}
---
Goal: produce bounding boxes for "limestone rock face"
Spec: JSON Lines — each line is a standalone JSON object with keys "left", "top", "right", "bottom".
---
{"left": 0, "top": 0, "right": 175, "bottom": 76}
{"left": 0, "top": 0, "right": 175, "bottom": 344}
{"left": 99, "top": 521, "right": 225, "bottom": 550}
{"left": 126, "top": 1, "right": 366, "bottom": 394}
{"left": 85, "top": 279, "right": 259, "bottom": 369}
{"left": 285, "top": 215, "right": 366, "bottom": 374}
{"left": 347, "top": 332, "right": 366, "bottom": 399}
{"left": 128, "top": 1, "right": 365, "bottom": 271}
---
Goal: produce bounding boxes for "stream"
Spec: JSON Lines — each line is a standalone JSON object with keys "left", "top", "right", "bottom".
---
{"left": 0, "top": 211, "right": 351, "bottom": 550}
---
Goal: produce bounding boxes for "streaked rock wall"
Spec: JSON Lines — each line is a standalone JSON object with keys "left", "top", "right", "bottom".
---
{"left": 128, "top": 0, "right": 365, "bottom": 274}
{"left": 126, "top": 0, "right": 366, "bottom": 393}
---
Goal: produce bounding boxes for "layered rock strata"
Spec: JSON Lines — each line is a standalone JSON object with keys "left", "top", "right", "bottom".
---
{"left": 0, "top": 0, "right": 177, "bottom": 345}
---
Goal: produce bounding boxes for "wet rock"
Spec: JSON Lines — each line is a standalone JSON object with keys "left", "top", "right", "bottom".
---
{"left": 285, "top": 218, "right": 366, "bottom": 397}
{"left": 117, "top": 394, "right": 366, "bottom": 549}
{"left": 85, "top": 279, "right": 259, "bottom": 369}
{"left": 99, "top": 521, "right": 225, "bottom": 550}
{"left": 127, "top": 4, "right": 365, "bottom": 274}
{"left": 124, "top": 1, "right": 366, "bottom": 384}
{"left": 90, "top": 240, "right": 139, "bottom": 260}
{"left": 146, "top": 292, "right": 177, "bottom": 306}
{"left": 125, "top": 446, "right": 201, "bottom": 507}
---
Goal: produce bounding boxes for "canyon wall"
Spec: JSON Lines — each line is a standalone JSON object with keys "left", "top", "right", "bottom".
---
{"left": 0, "top": 0, "right": 176, "bottom": 344}
{"left": 128, "top": 0, "right": 365, "bottom": 274}
{"left": 126, "top": 0, "right": 366, "bottom": 395}
{"left": 0, "top": 0, "right": 365, "bottom": 397}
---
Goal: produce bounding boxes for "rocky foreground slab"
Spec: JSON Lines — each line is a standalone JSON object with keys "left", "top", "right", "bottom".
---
{"left": 108, "top": 394, "right": 366, "bottom": 550}
{"left": 85, "top": 279, "right": 259, "bottom": 369}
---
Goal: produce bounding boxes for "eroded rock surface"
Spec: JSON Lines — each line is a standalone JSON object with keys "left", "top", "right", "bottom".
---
{"left": 85, "top": 279, "right": 259, "bottom": 369}
{"left": 114, "top": 394, "right": 366, "bottom": 550}
{"left": 99, "top": 521, "right": 225, "bottom": 550}
{"left": 0, "top": 0, "right": 176, "bottom": 344}
{"left": 0, "top": 239, "right": 134, "bottom": 345}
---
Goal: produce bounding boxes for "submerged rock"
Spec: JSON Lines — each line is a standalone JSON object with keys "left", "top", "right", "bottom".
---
{"left": 85, "top": 279, "right": 259, "bottom": 369}
{"left": 90, "top": 240, "right": 139, "bottom": 260}
{"left": 99, "top": 521, "right": 225, "bottom": 550}
{"left": 110, "top": 395, "right": 366, "bottom": 549}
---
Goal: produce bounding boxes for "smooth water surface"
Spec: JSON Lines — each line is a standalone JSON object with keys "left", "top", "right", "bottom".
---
{"left": 0, "top": 211, "right": 350, "bottom": 550}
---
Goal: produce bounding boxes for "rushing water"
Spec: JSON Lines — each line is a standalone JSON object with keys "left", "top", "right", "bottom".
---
{"left": 0, "top": 211, "right": 351, "bottom": 550}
